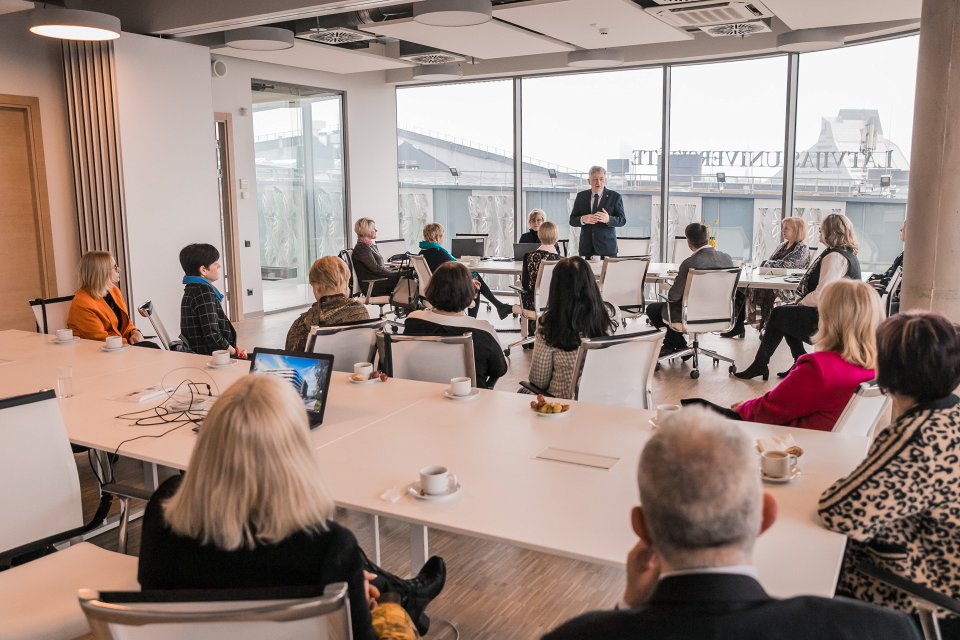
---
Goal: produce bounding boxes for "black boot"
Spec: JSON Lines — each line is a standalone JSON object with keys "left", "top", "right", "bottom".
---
{"left": 733, "top": 361, "right": 769, "bottom": 381}
{"left": 719, "top": 325, "right": 745, "bottom": 339}
{"left": 777, "top": 363, "right": 796, "bottom": 379}
{"left": 369, "top": 556, "right": 445, "bottom": 635}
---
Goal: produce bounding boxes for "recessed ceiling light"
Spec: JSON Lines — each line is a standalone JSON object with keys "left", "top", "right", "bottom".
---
{"left": 776, "top": 28, "right": 844, "bottom": 53}
{"left": 413, "top": 0, "right": 492, "bottom": 27}
{"left": 27, "top": 7, "right": 121, "bottom": 41}
{"left": 412, "top": 63, "right": 464, "bottom": 81}
{"left": 567, "top": 49, "right": 624, "bottom": 69}
{"left": 225, "top": 26, "right": 295, "bottom": 51}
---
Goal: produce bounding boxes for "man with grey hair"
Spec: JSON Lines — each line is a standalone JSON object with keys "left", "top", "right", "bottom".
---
{"left": 569, "top": 165, "right": 625, "bottom": 258}
{"left": 543, "top": 408, "right": 920, "bottom": 640}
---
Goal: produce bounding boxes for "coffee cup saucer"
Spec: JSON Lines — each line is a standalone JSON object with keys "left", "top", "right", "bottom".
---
{"left": 51, "top": 337, "right": 79, "bottom": 345}
{"left": 443, "top": 389, "right": 479, "bottom": 401}
{"left": 761, "top": 468, "right": 801, "bottom": 484}
{"left": 100, "top": 344, "right": 127, "bottom": 352}
{"left": 348, "top": 375, "right": 380, "bottom": 385}
{"left": 408, "top": 478, "right": 462, "bottom": 502}
{"left": 205, "top": 359, "right": 237, "bottom": 369}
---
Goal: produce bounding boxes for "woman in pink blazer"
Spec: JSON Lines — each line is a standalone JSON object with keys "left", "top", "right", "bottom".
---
{"left": 685, "top": 279, "right": 881, "bottom": 431}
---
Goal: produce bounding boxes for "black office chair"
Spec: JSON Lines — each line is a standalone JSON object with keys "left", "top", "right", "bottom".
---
{"left": 858, "top": 561, "right": 960, "bottom": 640}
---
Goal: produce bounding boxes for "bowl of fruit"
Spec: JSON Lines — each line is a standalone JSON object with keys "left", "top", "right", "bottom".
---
{"left": 530, "top": 394, "right": 571, "bottom": 417}
{"left": 349, "top": 371, "right": 389, "bottom": 385}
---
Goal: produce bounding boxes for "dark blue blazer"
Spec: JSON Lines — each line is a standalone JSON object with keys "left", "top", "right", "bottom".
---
{"left": 543, "top": 574, "right": 920, "bottom": 640}
{"left": 569, "top": 188, "right": 626, "bottom": 258}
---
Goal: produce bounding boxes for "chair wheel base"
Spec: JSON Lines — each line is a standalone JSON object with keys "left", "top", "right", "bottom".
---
{"left": 728, "top": 365, "right": 737, "bottom": 374}
{"left": 690, "top": 370, "right": 700, "bottom": 379}
{"left": 503, "top": 348, "right": 510, "bottom": 357}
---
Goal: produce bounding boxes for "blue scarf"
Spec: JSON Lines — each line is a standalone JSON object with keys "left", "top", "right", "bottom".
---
{"left": 418, "top": 241, "right": 456, "bottom": 262}
{"left": 182, "top": 276, "right": 223, "bottom": 302}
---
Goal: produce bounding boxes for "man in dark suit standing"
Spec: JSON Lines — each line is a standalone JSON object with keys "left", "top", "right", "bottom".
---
{"left": 646, "top": 222, "right": 733, "bottom": 356}
{"left": 543, "top": 408, "right": 920, "bottom": 640}
{"left": 569, "top": 165, "right": 625, "bottom": 258}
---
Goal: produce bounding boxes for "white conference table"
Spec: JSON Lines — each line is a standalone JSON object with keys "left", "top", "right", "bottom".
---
{"left": 2, "top": 329, "right": 869, "bottom": 599}
{"left": 470, "top": 260, "right": 803, "bottom": 291}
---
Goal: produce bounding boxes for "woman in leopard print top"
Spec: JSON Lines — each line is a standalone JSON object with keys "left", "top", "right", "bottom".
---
{"left": 819, "top": 311, "right": 960, "bottom": 629}
{"left": 285, "top": 257, "right": 369, "bottom": 352}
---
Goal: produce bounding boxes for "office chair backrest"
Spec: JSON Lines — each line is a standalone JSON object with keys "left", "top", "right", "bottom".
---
{"left": 574, "top": 330, "right": 665, "bottom": 410}
{"left": 833, "top": 382, "right": 891, "bottom": 438}
{"left": 617, "top": 237, "right": 651, "bottom": 257}
{"left": 882, "top": 266, "right": 902, "bottom": 317}
{"left": 857, "top": 561, "right": 960, "bottom": 640}
{"left": 384, "top": 332, "right": 476, "bottom": 386}
{"left": 409, "top": 255, "right": 433, "bottom": 309}
{"left": 672, "top": 236, "right": 693, "bottom": 263}
{"left": 307, "top": 320, "right": 385, "bottom": 373}
{"left": 338, "top": 250, "right": 361, "bottom": 298}
{"left": 79, "top": 583, "right": 352, "bottom": 640}
{"left": 599, "top": 257, "right": 650, "bottom": 313}
{"left": 0, "top": 390, "right": 83, "bottom": 554}
{"left": 534, "top": 260, "right": 558, "bottom": 312}
{"left": 681, "top": 268, "right": 741, "bottom": 333}
{"left": 28, "top": 295, "right": 75, "bottom": 335}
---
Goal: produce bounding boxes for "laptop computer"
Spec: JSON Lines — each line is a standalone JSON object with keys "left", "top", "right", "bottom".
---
{"left": 513, "top": 243, "right": 540, "bottom": 261}
{"left": 451, "top": 237, "right": 485, "bottom": 258}
{"left": 248, "top": 348, "right": 334, "bottom": 427}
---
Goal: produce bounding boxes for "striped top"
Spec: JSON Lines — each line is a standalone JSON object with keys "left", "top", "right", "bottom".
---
{"left": 818, "top": 394, "right": 960, "bottom": 616}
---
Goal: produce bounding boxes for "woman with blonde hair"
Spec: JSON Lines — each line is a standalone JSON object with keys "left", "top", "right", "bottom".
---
{"left": 736, "top": 213, "right": 861, "bottom": 380}
{"left": 67, "top": 250, "right": 150, "bottom": 346}
{"left": 685, "top": 279, "right": 880, "bottom": 431}
{"left": 722, "top": 217, "right": 811, "bottom": 338}
{"left": 138, "top": 375, "right": 446, "bottom": 639}
{"left": 285, "top": 256, "right": 369, "bottom": 351}
{"left": 352, "top": 217, "right": 401, "bottom": 297}
{"left": 418, "top": 222, "right": 514, "bottom": 319}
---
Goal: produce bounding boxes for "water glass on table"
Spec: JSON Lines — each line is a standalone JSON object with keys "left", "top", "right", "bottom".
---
{"left": 57, "top": 365, "right": 74, "bottom": 398}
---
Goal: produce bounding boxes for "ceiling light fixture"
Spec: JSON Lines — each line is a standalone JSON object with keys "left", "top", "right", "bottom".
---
{"left": 225, "top": 26, "right": 295, "bottom": 51}
{"left": 412, "top": 63, "right": 463, "bottom": 81}
{"left": 413, "top": 0, "right": 492, "bottom": 27}
{"left": 567, "top": 49, "right": 624, "bottom": 69}
{"left": 776, "top": 28, "right": 844, "bottom": 53}
{"left": 27, "top": 7, "right": 121, "bottom": 41}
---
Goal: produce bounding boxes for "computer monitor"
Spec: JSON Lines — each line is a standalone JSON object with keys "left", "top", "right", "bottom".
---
{"left": 248, "top": 348, "right": 334, "bottom": 427}
{"left": 513, "top": 243, "right": 540, "bottom": 261}
{"left": 451, "top": 237, "right": 485, "bottom": 258}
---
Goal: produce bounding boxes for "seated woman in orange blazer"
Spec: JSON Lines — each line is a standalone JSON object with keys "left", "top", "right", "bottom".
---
{"left": 67, "top": 251, "right": 146, "bottom": 345}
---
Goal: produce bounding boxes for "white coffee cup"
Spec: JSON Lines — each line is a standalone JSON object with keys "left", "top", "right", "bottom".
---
{"left": 354, "top": 362, "right": 373, "bottom": 377}
{"left": 56, "top": 328, "right": 73, "bottom": 342}
{"left": 211, "top": 350, "right": 231, "bottom": 366}
{"left": 655, "top": 403, "right": 681, "bottom": 425}
{"left": 105, "top": 335, "right": 122, "bottom": 350}
{"left": 761, "top": 450, "right": 798, "bottom": 479}
{"left": 449, "top": 376, "right": 472, "bottom": 397}
{"left": 419, "top": 465, "right": 457, "bottom": 496}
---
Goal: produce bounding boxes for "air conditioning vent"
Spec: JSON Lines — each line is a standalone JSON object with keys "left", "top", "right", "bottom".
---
{"left": 700, "top": 20, "right": 771, "bottom": 37}
{"left": 296, "top": 27, "right": 377, "bottom": 45}
{"left": 399, "top": 51, "right": 468, "bottom": 65}
{"left": 646, "top": 0, "right": 772, "bottom": 28}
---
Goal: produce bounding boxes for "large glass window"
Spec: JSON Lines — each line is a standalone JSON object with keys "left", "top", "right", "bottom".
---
{"left": 252, "top": 81, "right": 346, "bottom": 312}
{"left": 793, "top": 36, "right": 918, "bottom": 271}
{"left": 669, "top": 56, "right": 788, "bottom": 263}
{"left": 396, "top": 80, "right": 514, "bottom": 256}
{"left": 521, "top": 68, "right": 662, "bottom": 256}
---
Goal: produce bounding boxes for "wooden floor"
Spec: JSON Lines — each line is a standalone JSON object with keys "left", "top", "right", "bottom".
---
{"left": 82, "top": 302, "right": 797, "bottom": 639}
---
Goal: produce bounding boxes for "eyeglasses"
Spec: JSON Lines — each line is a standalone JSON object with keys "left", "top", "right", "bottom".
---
{"left": 112, "top": 265, "right": 121, "bottom": 273}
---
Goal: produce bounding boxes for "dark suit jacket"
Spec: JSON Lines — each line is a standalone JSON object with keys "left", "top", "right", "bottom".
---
{"left": 569, "top": 188, "right": 626, "bottom": 258}
{"left": 663, "top": 245, "right": 734, "bottom": 322}
{"left": 543, "top": 574, "right": 920, "bottom": 640}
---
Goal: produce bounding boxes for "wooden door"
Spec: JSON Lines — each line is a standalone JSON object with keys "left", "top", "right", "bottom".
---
{"left": 0, "top": 96, "right": 57, "bottom": 331}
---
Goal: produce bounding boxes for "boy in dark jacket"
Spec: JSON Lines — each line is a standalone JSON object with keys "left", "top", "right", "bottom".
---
{"left": 179, "top": 243, "right": 246, "bottom": 357}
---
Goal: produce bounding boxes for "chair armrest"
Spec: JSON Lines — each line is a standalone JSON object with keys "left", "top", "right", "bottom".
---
{"left": 520, "top": 380, "right": 548, "bottom": 395}
{"left": 508, "top": 285, "right": 529, "bottom": 294}
{"left": 364, "top": 278, "right": 389, "bottom": 301}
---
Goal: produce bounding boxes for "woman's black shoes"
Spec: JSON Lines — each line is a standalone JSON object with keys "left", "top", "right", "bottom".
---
{"left": 733, "top": 362, "right": 769, "bottom": 381}
{"left": 719, "top": 325, "right": 745, "bottom": 339}
{"left": 401, "top": 556, "right": 446, "bottom": 635}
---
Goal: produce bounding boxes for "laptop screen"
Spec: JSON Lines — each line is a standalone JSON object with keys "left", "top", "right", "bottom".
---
{"left": 451, "top": 237, "right": 485, "bottom": 258}
{"left": 513, "top": 243, "right": 540, "bottom": 261}
{"left": 248, "top": 348, "right": 334, "bottom": 427}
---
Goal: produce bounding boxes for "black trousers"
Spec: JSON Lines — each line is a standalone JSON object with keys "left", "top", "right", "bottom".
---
{"left": 467, "top": 275, "right": 507, "bottom": 318}
{"left": 646, "top": 301, "right": 687, "bottom": 349}
{"left": 681, "top": 398, "right": 742, "bottom": 421}
{"left": 753, "top": 304, "right": 819, "bottom": 366}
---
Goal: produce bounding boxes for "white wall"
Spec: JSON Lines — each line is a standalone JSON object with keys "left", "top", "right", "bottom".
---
{"left": 0, "top": 15, "right": 80, "bottom": 296}
{"left": 114, "top": 33, "right": 222, "bottom": 335}
{"left": 209, "top": 54, "right": 399, "bottom": 316}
